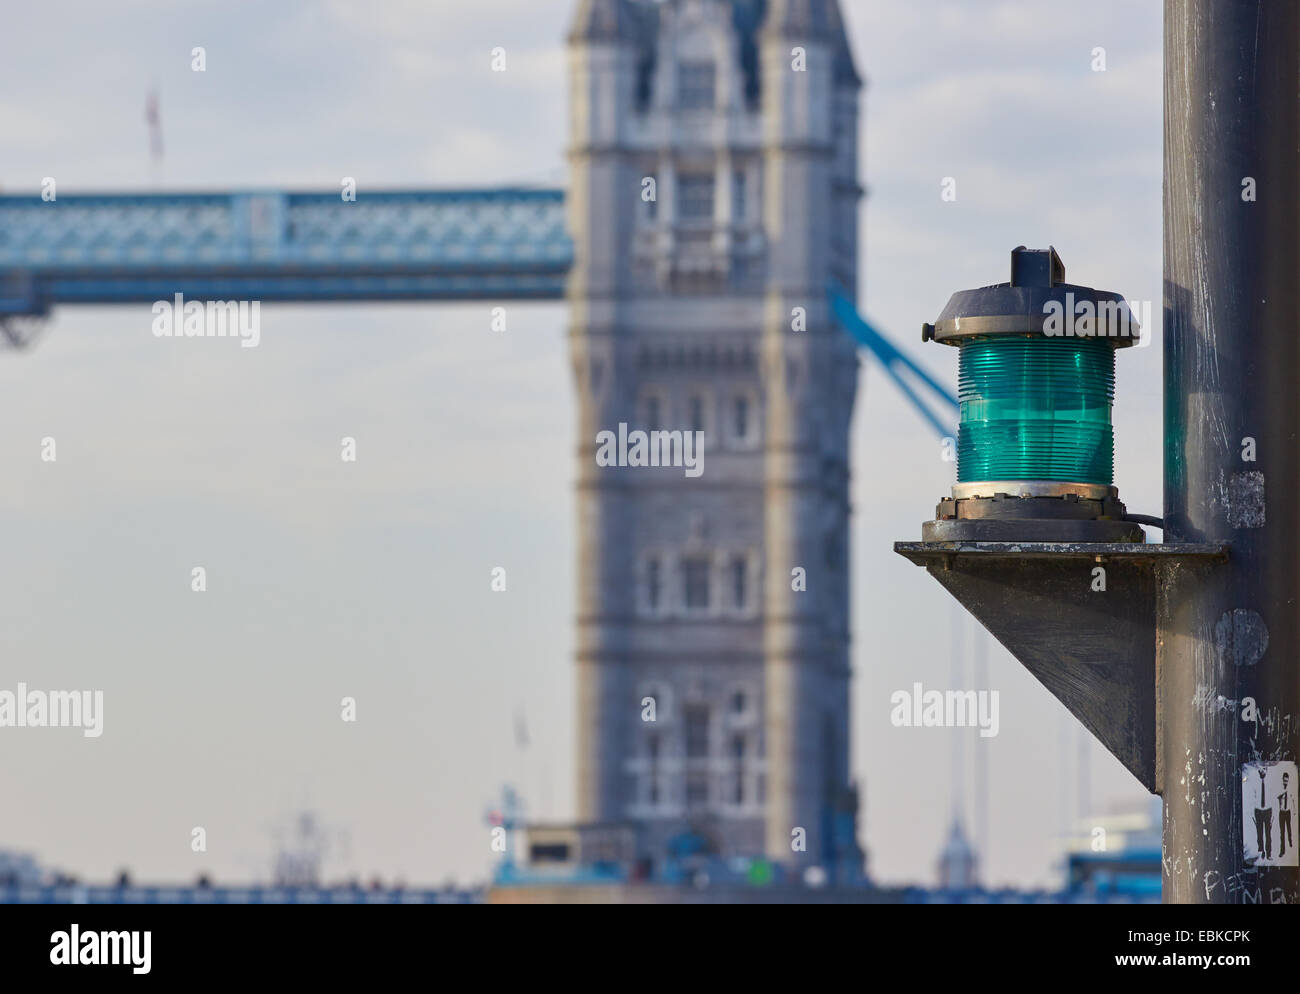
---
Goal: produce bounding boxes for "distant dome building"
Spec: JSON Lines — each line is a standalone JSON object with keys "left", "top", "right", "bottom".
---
{"left": 936, "top": 818, "right": 978, "bottom": 891}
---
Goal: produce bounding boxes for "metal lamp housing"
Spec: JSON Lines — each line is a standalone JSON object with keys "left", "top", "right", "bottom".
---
{"left": 920, "top": 246, "right": 1144, "bottom": 542}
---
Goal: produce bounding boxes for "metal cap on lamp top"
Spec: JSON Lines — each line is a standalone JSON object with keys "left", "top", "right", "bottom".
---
{"left": 919, "top": 247, "right": 1145, "bottom": 543}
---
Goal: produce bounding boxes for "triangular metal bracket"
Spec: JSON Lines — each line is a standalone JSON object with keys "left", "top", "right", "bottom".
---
{"left": 894, "top": 542, "right": 1228, "bottom": 792}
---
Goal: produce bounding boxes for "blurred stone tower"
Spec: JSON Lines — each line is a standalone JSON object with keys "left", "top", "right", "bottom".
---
{"left": 566, "top": 0, "right": 863, "bottom": 879}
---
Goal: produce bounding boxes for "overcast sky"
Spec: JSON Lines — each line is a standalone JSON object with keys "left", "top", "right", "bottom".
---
{"left": 0, "top": 0, "right": 1164, "bottom": 890}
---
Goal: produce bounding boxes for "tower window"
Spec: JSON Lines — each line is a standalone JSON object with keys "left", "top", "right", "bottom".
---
{"left": 731, "top": 734, "right": 746, "bottom": 804}
{"left": 678, "top": 174, "right": 715, "bottom": 222}
{"left": 682, "top": 556, "right": 710, "bottom": 610}
{"left": 733, "top": 169, "right": 746, "bottom": 221}
{"left": 731, "top": 556, "right": 747, "bottom": 609}
{"left": 646, "top": 730, "right": 662, "bottom": 808}
{"left": 733, "top": 395, "right": 750, "bottom": 440}
{"left": 685, "top": 704, "right": 710, "bottom": 758}
{"left": 646, "top": 557, "right": 662, "bottom": 611}
{"left": 677, "top": 61, "right": 716, "bottom": 111}
{"left": 731, "top": 690, "right": 747, "bottom": 715}
{"left": 688, "top": 394, "right": 706, "bottom": 433}
{"left": 645, "top": 395, "right": 662, "bottom": 432}
{"left": 686, "top": 774, "right": 709, "bottom": 808}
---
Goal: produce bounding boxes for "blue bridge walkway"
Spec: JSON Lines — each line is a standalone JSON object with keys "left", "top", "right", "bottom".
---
{"left": 0, "top": 188, "right": 572, "bottom": 315}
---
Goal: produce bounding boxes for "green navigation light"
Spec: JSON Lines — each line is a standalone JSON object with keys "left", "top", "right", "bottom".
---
{"left": 956, "top": 336, "right": 1115, "bottom": 485}
{"left": 916, "top": 246, "right": 1145, "bottom": 543}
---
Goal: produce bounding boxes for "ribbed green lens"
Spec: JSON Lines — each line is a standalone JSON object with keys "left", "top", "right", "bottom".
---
{"left": 957, "top": 337, "right": 1114, "bottom": 484}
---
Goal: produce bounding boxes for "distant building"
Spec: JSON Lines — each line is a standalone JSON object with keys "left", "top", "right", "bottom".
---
{"left": 895, "top": 796, "right": 1162, "bottom": 905}
{"left": 565, "top": 0, "right": 865, "bottom": 884}
{"left": 0, "top": 851, "right": 41, "bottom": 887}
{"left": 1058, "top": 796, "right": 1162, "bottom": 902}
{"left": 936, "top": 818, "right": 978, "bottom": 891}
{"left": 0, "top": 837, "right": 480, "bottom": 905}
{"left": 0, "top": 881, "right": 479, "bottom": 905}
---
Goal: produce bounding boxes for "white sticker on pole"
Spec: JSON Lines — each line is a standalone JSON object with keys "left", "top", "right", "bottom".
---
{"left": 1243, "top": 760, "right": 1298, "bottom": 867}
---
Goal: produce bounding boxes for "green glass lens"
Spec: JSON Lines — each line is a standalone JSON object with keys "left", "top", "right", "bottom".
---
{"left": 957, "top": 336, "right": 1115, "bottom": 484}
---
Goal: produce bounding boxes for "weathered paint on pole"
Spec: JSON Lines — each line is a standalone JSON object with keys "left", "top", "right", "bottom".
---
{"left": 1162, "top": 0, "right": 1300, "bottom": 903}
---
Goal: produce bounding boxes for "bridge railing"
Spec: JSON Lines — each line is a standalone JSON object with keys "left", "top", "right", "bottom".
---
{"left": 0, "top": 189, "right": 573, "bottom": 313}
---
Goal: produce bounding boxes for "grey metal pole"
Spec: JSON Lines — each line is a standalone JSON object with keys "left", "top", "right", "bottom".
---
{"left": 1162, "top": 0, "right": 1300, "bottom": 904}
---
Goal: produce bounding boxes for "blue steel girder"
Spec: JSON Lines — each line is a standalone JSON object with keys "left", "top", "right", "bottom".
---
{"left": 829, "top": 286, "right": 958, "bottom": 440}
{"left": 0, "top": 188, "right": 573, "bottom": 314}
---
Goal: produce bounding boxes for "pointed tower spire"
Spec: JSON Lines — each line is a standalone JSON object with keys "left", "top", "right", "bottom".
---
{"left": 568, "top": 0, "right": 636, "bottom": 44}
{"left": 827, "top": 0, "right": 862, "bottom": 88}
{"left": 937, "top": 818, "right": 980, "bottom": 891}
